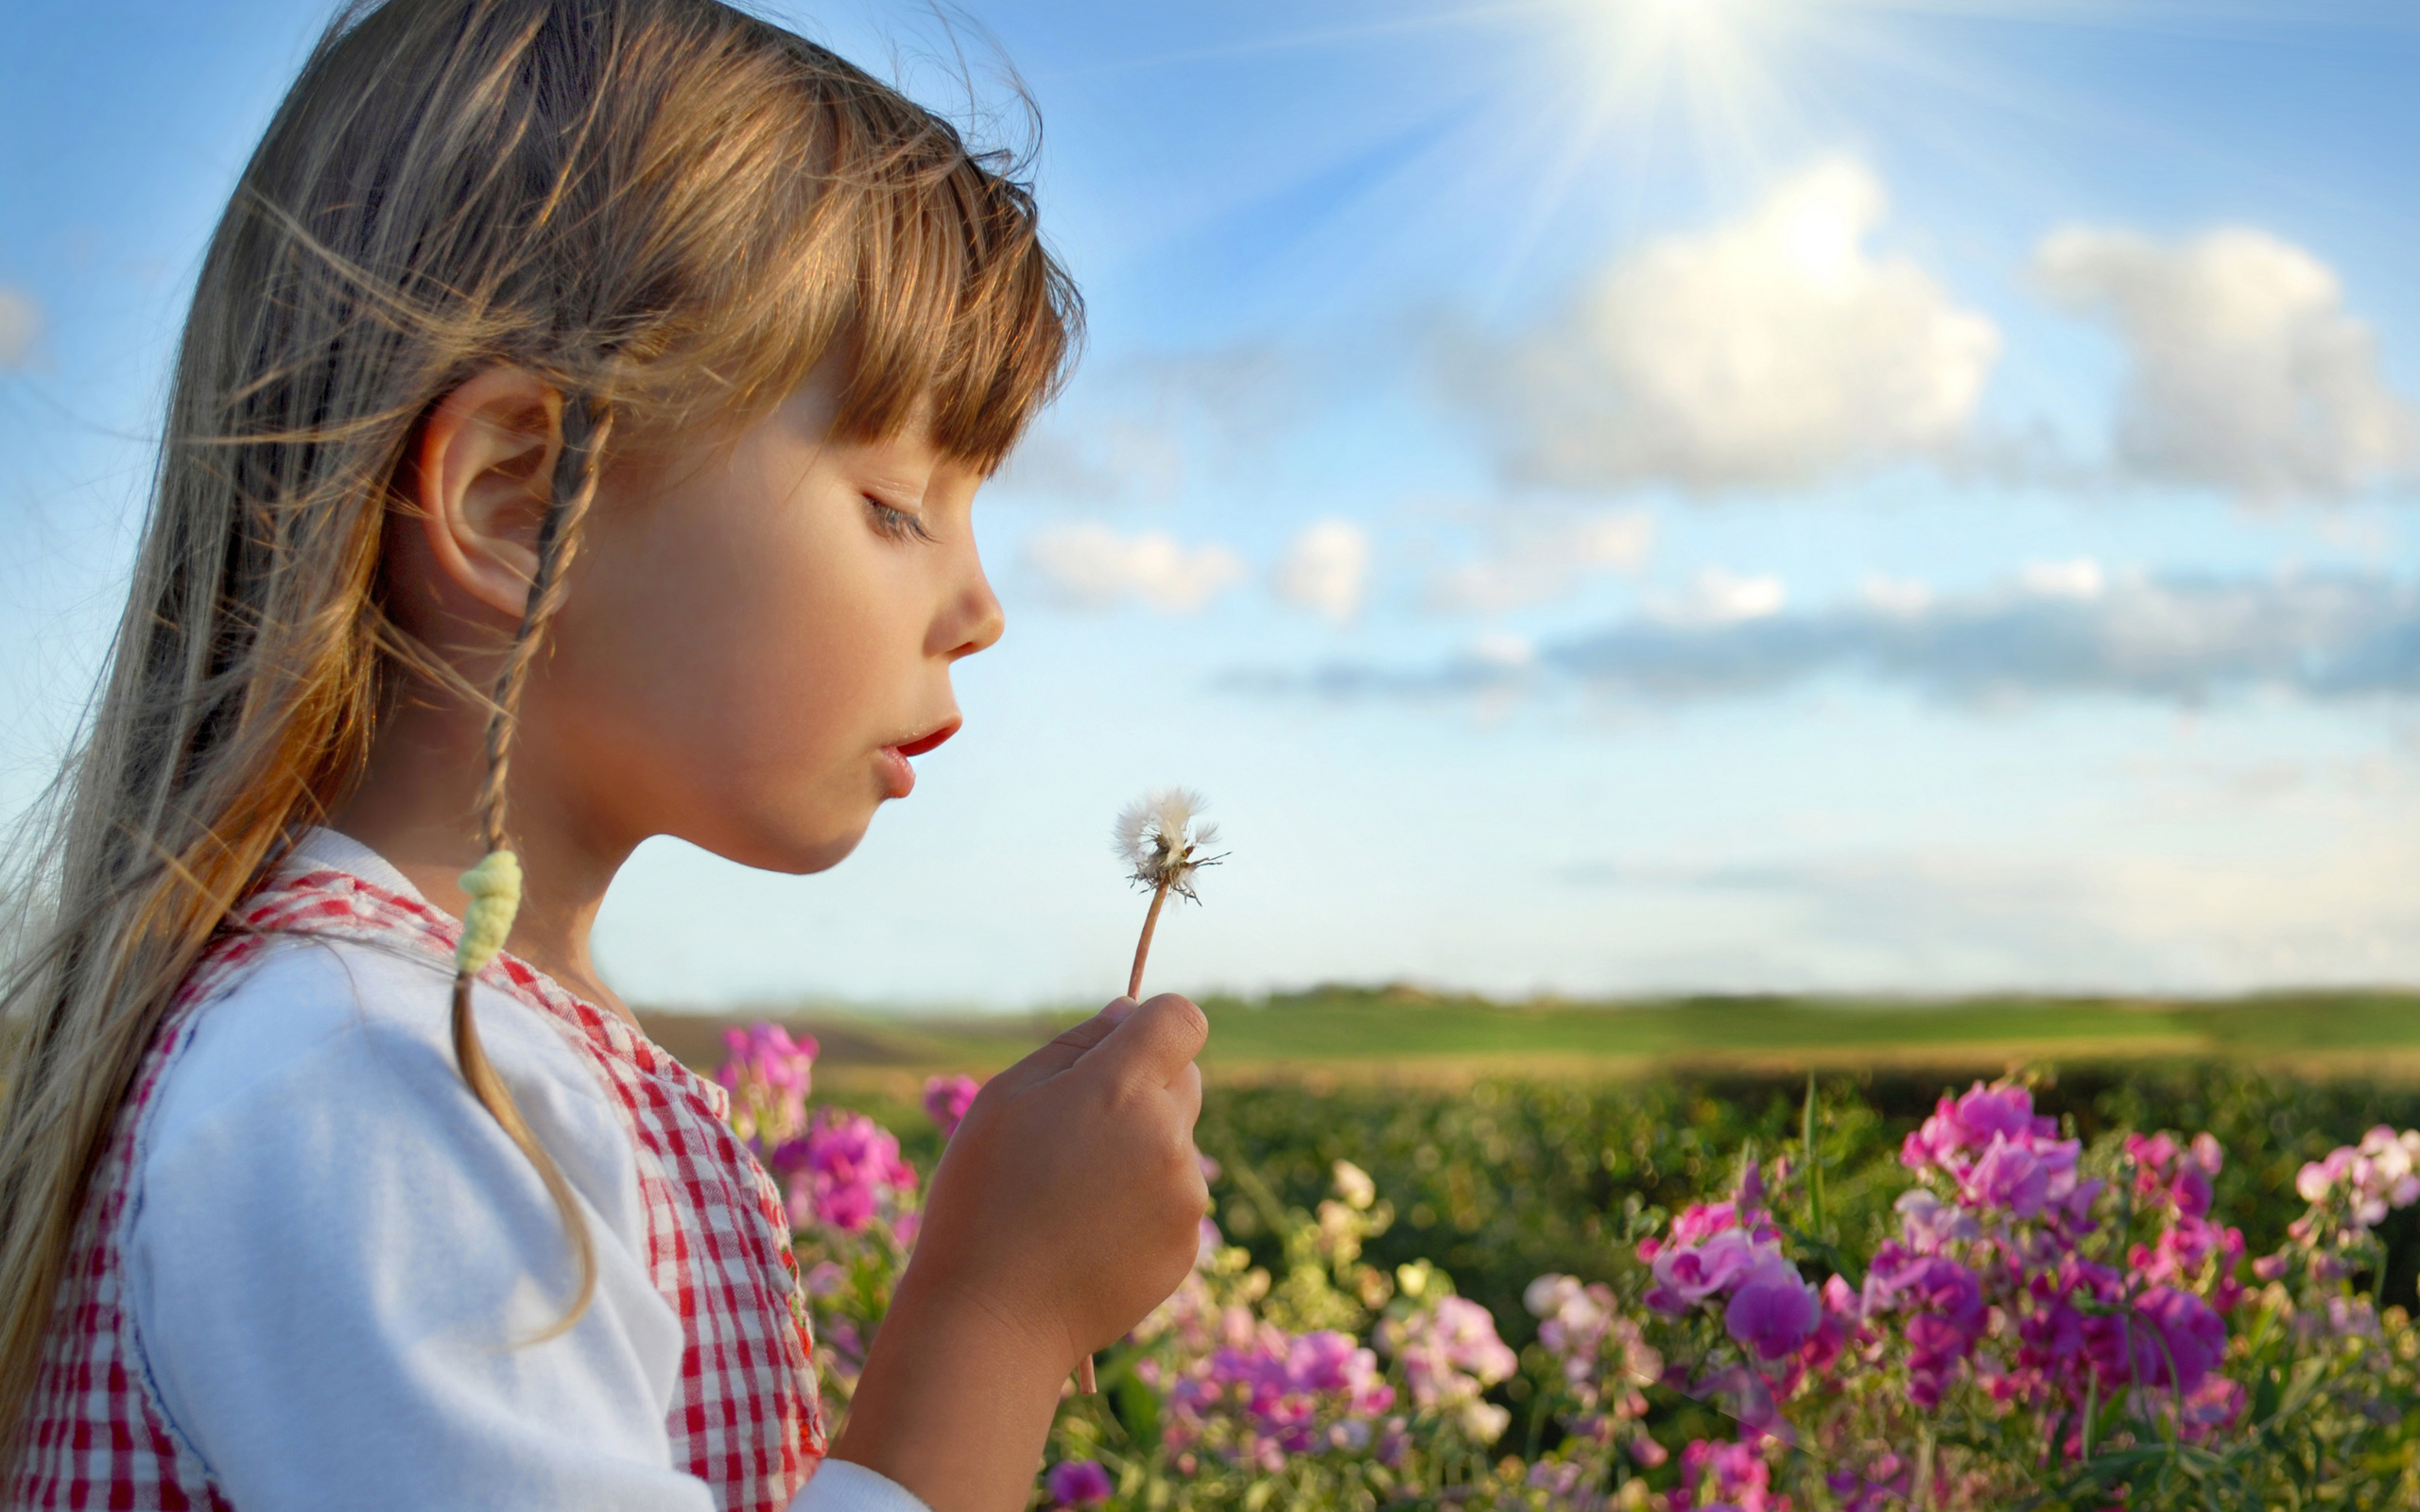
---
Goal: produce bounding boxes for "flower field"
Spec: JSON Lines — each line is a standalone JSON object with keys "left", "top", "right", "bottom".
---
{"left": 713, "top": 1025, "right": 2420, "bottom": 1509}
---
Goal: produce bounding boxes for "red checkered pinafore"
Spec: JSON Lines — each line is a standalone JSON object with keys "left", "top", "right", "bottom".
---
{"left": 8, "top": 866, "right": 826, "bottom": 1510}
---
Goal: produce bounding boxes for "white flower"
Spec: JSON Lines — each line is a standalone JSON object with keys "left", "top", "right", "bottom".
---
{"left": 1114, "top": 787, "right": 1222, "bottom": 900}
{"left": 1332, "top": 1160, "right": 1377, "bottom": 1211}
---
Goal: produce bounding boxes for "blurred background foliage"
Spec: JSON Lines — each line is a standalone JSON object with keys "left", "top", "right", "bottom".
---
{"left": 651, "top": 988, "right": 2420, "bottom": 1359}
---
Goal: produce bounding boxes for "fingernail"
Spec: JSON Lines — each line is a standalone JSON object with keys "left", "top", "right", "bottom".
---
{"left": 1101, "top": 996, "right": 1138, "bottom": 1023}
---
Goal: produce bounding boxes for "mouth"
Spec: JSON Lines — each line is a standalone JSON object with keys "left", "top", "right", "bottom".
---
{"left": 890, "top": 719, "right": 961, "bottom": 760}
{"left": 875, "top": 718, "right": 961, "bottom": 800}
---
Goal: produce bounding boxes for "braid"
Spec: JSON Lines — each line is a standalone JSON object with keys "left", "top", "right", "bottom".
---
{"left": 448, "top": 393, "right": 614, "bottom": 1343}
{"left": 475, "top": 399, "right": 613, "bottom": 853}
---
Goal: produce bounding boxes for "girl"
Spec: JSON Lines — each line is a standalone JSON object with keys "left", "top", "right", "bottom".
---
{"left": 0, "top": 2, "right": 1212, "bottom": 1510}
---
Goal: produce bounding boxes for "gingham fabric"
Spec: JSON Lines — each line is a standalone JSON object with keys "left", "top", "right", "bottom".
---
{"left": 9, "top": 865, "right": 826, "bottom": 1510}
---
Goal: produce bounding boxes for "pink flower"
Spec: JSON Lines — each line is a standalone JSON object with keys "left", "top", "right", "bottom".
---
{"left": 1670, "top": 1201, "right": 1744, "bottom": 1246}
{"left": 1378, "top": 1296, "right": 1516, "bottom": 1432}
{"left": 921, "top": 1074, "right": 980, "bottom": 1141}
{"left": 1826, "top": 1454, "right": 1909, "bottom": 1512}
{"left": 1675, "top": 1438, "right": 1778, "bottom": 1512}
{"left": 1799, "top": 1275, "right": 1860, "bottom": 1374}
{"left": 1648, "top": 1230, "right": 1762, "bottom": 1312}
{"left": 2179, "top": 1375, "right": 2246, "bottom": 1440}
{"left": 717, "top": 1022, "right": 818, "bottom": 1150}
{"left": 1046, "top": 1460, "right": 1114, "bottom": 1507}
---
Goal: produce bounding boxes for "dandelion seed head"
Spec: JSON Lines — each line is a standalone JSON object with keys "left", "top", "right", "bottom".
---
{"left": 1115, "top": 786, "right": 1223, "bottom": 900}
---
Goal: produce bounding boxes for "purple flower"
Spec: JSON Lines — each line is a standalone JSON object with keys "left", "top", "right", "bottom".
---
{"left": 1723, "top": 1254, "right": 1819, "bottom": 1361}
{"left": 1894, "top": 1189, "right": 1979, "bottom": 1253}
{"left": 1046, "top": 1460, "right": 1114, "bottom": 1507}
{"left": 921, "top": 1074, "right": 980, "bottom": 1142}
{"left": 1863, "top": 1248, "right": 1986, "bottom": 1408}
{"left": 1963, "top": 1135, "right": 2049, "bottom": 1217}
{"left": 1168, "top": 1324, "right": 1394, "bottom": 1467}
{"left": 2130, "top": 1285, "right": 2227, "bottom": 1392}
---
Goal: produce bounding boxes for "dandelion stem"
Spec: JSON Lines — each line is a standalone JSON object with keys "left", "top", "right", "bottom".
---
{"left": 1128, "top": 881, "right": 1171, "bottom": 1001}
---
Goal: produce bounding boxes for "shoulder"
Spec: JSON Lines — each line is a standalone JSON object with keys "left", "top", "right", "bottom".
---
{"left": 142, "top": 934, "right": 641, "bottom": 1238}
{"left": 115, "top": 936, "right": 711, "bottom": 1509}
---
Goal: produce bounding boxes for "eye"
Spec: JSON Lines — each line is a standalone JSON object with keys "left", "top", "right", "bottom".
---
{"left": 864, "top": 494, "right": 937, "bottom": 543}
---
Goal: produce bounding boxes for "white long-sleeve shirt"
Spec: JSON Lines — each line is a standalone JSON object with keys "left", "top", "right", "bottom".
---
{"left": 120, "top": 827, "right": 926, "bottom": 1512}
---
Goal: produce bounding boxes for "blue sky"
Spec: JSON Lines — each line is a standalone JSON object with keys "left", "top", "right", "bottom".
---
{"left": 7, "top": 0, "right": 2420, "bottom": 1008}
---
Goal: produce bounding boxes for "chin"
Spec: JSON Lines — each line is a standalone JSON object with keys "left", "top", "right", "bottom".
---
{"left": 681, "top": 811, "right": 870, "bottom": 877}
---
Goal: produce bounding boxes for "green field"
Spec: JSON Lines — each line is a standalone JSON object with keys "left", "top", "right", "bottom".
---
{"left": 640, "top": 982, "right": 2420, "bottom": 1088}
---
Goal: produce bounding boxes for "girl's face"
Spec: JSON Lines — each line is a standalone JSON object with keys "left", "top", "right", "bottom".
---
{"left": 523, "top": 375, "right": 1004, "bottom": 874}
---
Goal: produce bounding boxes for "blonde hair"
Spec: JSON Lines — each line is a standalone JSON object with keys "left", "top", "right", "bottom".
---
{"left": 0, "top": 0, "right": 1077, "bottom": 1445}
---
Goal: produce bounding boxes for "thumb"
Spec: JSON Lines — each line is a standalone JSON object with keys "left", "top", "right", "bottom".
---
{"left": 1080, "top": 992, "right": 1209, "bottom": 1091}
{"left": 992, "top": 996, "right": 1139, "bottom": 1090}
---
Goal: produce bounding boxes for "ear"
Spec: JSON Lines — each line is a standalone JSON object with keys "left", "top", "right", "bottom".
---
{"left": 406, "top": 366, "right": 565, "bottom": 622}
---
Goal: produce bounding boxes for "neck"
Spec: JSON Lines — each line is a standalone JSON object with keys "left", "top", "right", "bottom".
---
{"left": 329, "top": 693, "right": 639, "bottom": 1025}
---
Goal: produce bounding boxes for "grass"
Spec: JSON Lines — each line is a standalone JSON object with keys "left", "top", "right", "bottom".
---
{"left": 638, "top": 982, "right": 2420, "bottom": 1087}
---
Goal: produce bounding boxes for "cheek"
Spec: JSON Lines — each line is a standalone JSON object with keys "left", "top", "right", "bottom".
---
{"left": 535, "top": 485, "right": 918, "bottom": 840}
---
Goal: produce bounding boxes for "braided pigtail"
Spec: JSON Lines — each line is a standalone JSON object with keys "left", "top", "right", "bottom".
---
{"left": 449, "top": 394, "right": 614, "bottom": 1342}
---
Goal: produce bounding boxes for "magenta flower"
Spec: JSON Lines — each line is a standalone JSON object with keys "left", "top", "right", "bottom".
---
{"left": 773, "top": 1109, "right": 918, "bottom": 1232}
{"left": 1903, "top": 1079, "right": 2059, "bottom": 1175}
{"left": 1046, "top": 1460, "right": 1114, "bottom": 1508}
{"left": 2102, "top": 1285, "right": 2226, "bottom": 1392}
{"left": 922, "top": 1074, "right": 980, "bottom": 1142}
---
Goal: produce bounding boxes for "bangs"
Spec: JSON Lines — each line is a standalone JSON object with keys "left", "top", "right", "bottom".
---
{"left": 655, "top": 30, "right": 1081, "bottom": 474}
{"left": 832, "top": 145, "right": 1080, "bottom": 472}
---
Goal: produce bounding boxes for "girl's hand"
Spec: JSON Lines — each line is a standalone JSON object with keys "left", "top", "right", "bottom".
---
{"left": 827, "top": 993, "right": 1209, "bottom": 1512}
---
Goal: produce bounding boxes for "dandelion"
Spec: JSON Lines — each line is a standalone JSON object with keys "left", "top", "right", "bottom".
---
{"left": 1080, "top": 787, "right": 1224, "bottom": 1398}
{"left": 1115, "top": 787, "right": 1223, "bottom": 1002}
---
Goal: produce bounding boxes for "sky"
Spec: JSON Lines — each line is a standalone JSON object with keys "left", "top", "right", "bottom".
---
{"left": 7, "top": 0, "right": 2420, "bottom": 1009}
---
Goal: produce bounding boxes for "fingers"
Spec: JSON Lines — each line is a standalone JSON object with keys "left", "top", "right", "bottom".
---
{"left": 1082, "top": 992, "right": 1209, "bottom": 1091}
{"left": 1170, "top": 1058, "right": 1203, "bottom": 1130}
{"left": 991, "top": 997, "right": 1138, "bottom": 1090}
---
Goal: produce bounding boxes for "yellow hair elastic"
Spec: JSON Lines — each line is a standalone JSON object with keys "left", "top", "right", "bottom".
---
{"left": 455, "top": 850, "right": 523, "bottom": 976}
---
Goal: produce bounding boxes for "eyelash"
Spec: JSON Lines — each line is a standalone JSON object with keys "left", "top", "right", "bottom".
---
{"left": 864, "top": 495, "right": 937, "bottom": 543}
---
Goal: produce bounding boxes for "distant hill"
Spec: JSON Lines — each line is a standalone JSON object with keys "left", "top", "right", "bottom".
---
{"left": 639, "top": 984, "right": 2420, "bottom": 1086}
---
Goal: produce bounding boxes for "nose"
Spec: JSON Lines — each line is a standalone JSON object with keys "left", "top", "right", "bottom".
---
{"left": 944, "top": 558, "right": 1005, "bottom": 662}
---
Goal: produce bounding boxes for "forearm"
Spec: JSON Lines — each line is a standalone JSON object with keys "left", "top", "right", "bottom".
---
{"left": 827, "top": 1266, "right": 1072, "bottom": 1512}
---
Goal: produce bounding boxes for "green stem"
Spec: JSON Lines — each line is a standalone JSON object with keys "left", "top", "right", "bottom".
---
{"left": 1802, "top": 1070, "right": 1825, "bottom": 1237}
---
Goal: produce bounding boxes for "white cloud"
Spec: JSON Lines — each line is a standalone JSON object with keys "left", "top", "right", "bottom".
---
{"left": 2035, "top": 225, "right": 2417, "bottom": 499}
{"left": 0, "top": 288, "right": 40, "bottom": 369}
{"left": 1464, "top": 158, "right": 2000, "bottom": 490}
{"left": 1273, "top": 519, "right": 1372, "bottom": 624}
{"left": 1649, "top": 568, "right": 1788, "bottom": 627}
{"left": 1466, "top": 630, "right": 1534, "bottom": 670}
{"left": 1425, "top": 509, "right": 1656, "bottom": 614}
{"left": 2018, "top": 557, "right": 2106, "bottom": 600}
{"left": 1861, "top": 574, "right": 1932, "bottom": 617}
{"left": 1024, "top": 524, "right": 1246, "bottom": 612}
